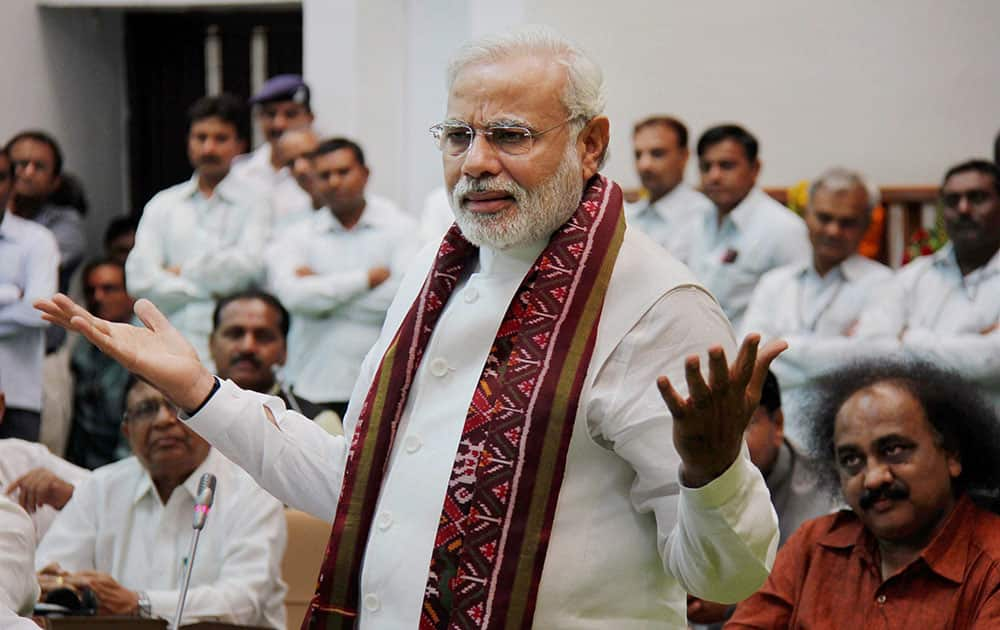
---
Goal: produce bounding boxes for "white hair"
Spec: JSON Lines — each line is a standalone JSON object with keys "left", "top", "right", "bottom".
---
{"left": 810, "top": 167, "right": 880, "bottom": 214}
{"left": 446, "top": 25, "right": 606, "bottom": 136}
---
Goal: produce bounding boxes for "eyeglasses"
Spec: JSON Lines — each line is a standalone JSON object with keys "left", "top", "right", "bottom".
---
{"left": 429, "top": 116, "right": 578, "bottom": 157}
{"left": 941, "top": 189, "right": 996, "bottom": 209}
{"left": 123, "top": 397, "right": 178, "bottom": 424}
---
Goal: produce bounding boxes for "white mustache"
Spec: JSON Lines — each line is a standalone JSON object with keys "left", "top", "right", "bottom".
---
{"left": 452, "top": 176, "right": 523, "bottom": 205}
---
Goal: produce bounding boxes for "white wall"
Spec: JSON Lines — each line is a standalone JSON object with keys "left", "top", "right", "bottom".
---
{"left": 303, "top": 0, "right": 1000, "bottom": 214}
{"left": 1, "top": 1, "right": 127, "bottom": 257}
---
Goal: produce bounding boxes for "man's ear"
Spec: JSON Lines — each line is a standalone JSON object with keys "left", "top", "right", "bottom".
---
{"left": 121, "top": 421, "right": 130, "bottom": 441}
{"left": 947, "top": 451, "right": 963, "bottom": 480}
{"left": 578, "top": 116, "right": 610, "bottom": 181}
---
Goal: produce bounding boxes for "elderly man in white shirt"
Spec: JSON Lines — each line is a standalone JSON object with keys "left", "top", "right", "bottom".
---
{"left": 38, "top": 26, "right": 782, "bottom": 629}
{"left": 742, "top": 168, "right": 891, "bottom": 443}
{"left": 36, "top": 376, "right": 286, "bottom": 628}
{"left": 266, "top": 137, "right": 419, "bottom": 419}
{"left": 625, "top": 115, "right": 713, "bottom": 261}
{"left": 127, "top": 94, "right": 271, "bottom": 364}
{"left": 0, "top": 493, "right": 40, "bottom": 628}
{"left": 853, "top": 159, "right": 1000, "bottom": 409}
{"left": 684, "top": 124, "right": 811, "bottom": 331}
{"left": 0, "top": 148, "right": 59, "bottom": 442}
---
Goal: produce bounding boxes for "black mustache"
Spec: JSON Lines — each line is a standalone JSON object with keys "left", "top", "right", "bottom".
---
{"left": 229, "top": 353, "right": 261, "bottom": 368}
{"left": 859, "top": 482, "right": 909, "bottom": 510}
{"left": 198, "top": 155, "right": 223, "bottom": 164}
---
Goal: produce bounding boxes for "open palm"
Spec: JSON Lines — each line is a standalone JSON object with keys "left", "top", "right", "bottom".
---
{"left": 35, "top": 294, "right": 215, "bottom": 410}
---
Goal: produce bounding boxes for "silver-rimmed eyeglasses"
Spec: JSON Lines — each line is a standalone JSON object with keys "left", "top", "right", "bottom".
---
{"left": 429, "top": 116, "right": 578, "bottom": 157}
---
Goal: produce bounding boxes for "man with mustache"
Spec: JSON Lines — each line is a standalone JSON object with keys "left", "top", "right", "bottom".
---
{"left": 126, "top": 94, "right": 270, "bottom": 364}
{"left": 853, "top": 159, "right": 1000, "bottom": 410}
{"left": 265, "top": 137, "right": 417, "bottom": 420}
{"left": 729, "top": 359, "right": 1000, "bottom": 627}
{"left": 684, "top": 124, "right": 811, "bottom": 331}
{"left": 37, "top": 27, "right": 782, "bottom": 628}
{"left": 35, "top": 376, "right": 287, "bottom": 627}
{"left": 741, "top": 168, "right": 892, "bottom": 444}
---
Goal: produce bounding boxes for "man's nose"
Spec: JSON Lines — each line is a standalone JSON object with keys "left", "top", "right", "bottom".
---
{"left": 460, "top": 133, "right": 502, "bottom": 180}
{"left": 152, "top": 402, "right": 180, "bottom": 428}
{"left": 862, "top": 462, "right": 893, "bottom": 489}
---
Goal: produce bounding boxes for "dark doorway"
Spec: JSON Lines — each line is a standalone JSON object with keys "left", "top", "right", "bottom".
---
{"left": 125, "top": 9, "right": 302, "bottom": 215}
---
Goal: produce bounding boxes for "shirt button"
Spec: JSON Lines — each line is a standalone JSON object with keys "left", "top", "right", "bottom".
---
{"left": 876, "top": 594, "right": 886, "bottom": 605}
{"left": 376, "top": 511, "right": 393, "bottom": 531}
{"left": 429, "top": 357, "right": 449, "bottom": 377}
{"left": 405, "top": 435, "right": 422, "bottom": 453}
{"left": 463, "top": 287, "right": 479, "bottom": 303}
{"left": 363, "top": 593, "right": 380, "bottom": 612}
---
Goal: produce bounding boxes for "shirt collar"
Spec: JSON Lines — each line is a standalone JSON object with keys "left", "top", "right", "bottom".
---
{"left": 722, "top": 187, "right": 767, "bottom": 232}
{"left": 478, "top": 236, "right": 549, "bottom": 276}
{"left": 179, "top": 173, "right": 240, "bottom": 204}
{"left": 130, "top": 448, "right": 220, "bottom": 507}
{"left": 314, "top": 198, "right": 393, "bottom": 232}
{"left": 645, "top": 183, "right": 691, "bottom": 221}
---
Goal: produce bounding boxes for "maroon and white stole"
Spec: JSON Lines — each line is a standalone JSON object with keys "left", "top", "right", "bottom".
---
{"left": 304, "top": 175, "right": 626, "bottom": 629}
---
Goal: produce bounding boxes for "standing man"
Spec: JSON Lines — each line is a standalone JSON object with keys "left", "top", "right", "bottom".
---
{"left": 626, "top": 116, "right": 713, "bottom": 260}
{"left": 742, "top": 168, "right": 892, "bottom": 442}
{"left": 38, "top": 27, "right": 782, "bottom": 628}
{"left": 126, "top": 94, "right": 270, "bottom": 363}
{"left": 67, "top": 259, "right": 135, "bottom": 469}
{"left": 231, "top": 74, "right": 315, "bottom": 225}
{"left": 685, "top": 124, "right": 810, "bottom": 330}
{"left": 854, "top": 159, "right": 1000, "bottom": 409}
{"left": 270, "top": 126, "right": 322, "bottom": 233}
{"left": 266, "top": 138, "right": 418, "bottom": 419}
{"left": 0, "top": 147, "right": 59, "bottom": 441}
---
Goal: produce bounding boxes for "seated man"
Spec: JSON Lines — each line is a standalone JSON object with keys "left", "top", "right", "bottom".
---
{"left": 728, "top": 360, "right": 1000, "bottom": 627}
{"left": 210, "top": 289, "right": 342, "bottom": 434}
{"left": 36, "top": 377, "right": 287, "bottom": 627}
{"left": 0, "top": 493, "right": 39, "bottom": 628}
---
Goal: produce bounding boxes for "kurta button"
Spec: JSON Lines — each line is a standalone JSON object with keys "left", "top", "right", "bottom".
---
{"left": 429, "top": 357, "right": 449, "bottom": 377}
{"left": 876, "top": 594, "right": 886, "bottom": 604}
{"left": 405, "top": 435, "right": 423, "bottom": 453}
{"left": 363, "top": 593, "right": 380, "bottom": 611}
{"left": 463, "top": 287, "right": 479, "bottom": 303}
{"left": 376, "top": 511, "right": 393, "bottom": 530}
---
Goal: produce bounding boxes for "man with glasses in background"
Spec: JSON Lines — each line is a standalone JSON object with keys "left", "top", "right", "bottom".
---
{"left": 35, "top": 376, "right": 286, "bottom": 627}
{"left": 853, "top": 159, "right": 1000, "bottom": 410}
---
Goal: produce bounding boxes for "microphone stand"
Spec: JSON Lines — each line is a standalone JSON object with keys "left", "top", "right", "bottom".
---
{"left": 170, "top": 473, "right": 216, "bottom": 630}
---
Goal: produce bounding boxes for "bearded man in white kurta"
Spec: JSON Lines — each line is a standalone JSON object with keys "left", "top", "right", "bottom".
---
{"left": 37, "top": 27, "right": 782, "bottom": 629}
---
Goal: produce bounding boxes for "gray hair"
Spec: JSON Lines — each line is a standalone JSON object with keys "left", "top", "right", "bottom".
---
{"left": 446, "top": 25, "right": 606, "bottom": 143}
{"left": 809, "top": 167, "right": 880, "bottom": 214}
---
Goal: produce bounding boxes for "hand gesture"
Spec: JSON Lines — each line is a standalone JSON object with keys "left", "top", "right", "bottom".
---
{"left": 657, "top": 334, "right": 787, "bottom": 487}
{"left": 35, "top": 294, "right": 215, "bottom": 411}
{"left": 6, "top": 468, "right": 75, "bottom": 512}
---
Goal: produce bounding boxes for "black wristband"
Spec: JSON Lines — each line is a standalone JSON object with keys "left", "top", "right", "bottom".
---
{"left": 186, "top": 377, "right": 221, "bottom": 416}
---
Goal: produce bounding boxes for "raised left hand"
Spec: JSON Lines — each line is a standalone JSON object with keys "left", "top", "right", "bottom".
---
{"left": 657, "top": 334, "right": 787, "bottom": 487}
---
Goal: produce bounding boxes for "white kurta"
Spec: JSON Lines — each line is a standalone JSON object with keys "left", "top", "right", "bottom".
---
{"left": 625, "top": 182, "right": 714, "bottom": 262}
{"left": 684, "top": 188, "right": 811, "bottom": 331}
{"left": 0, "top": 494, "right": 38, "bottom": 621}
{"left": 187, "top": 222, "right": 778, "bottom": 628}
{"left": 35, "top": 449, "right": 287, "bottom": 629}
{"left": 741, "top": 254, "right": 892, "bottom": 444}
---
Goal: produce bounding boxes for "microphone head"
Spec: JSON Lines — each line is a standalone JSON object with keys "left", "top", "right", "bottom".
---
{"left": 192, "top": 473, "right": 217, "bottom": 530}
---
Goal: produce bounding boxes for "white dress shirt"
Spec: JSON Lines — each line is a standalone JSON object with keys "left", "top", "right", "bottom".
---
{"left": 625, "top": 182, "right": 714, "bottom": 261}
{"left": 188, "top": 225, "right": 779, "bottom": 629}
{"left": 0, "top": 439, "right": 90, "bottom": 541}
{"left": 126, "top": 174, "right": 271, "bottom": 363}
{"left": 266, "top": 197, "right": 420, "bottom": 402}
{"left": 742, "top": 254, "right": 892, "bottom": 444}
{"left": 231, "top": 144, "right": 315, "bottom": 233}
{"left": 36, "top": 449, "right": 287, "bottom": 628}
{"left": 0, "top": 211, "right": 58, "bottom": 412}
{"left": 854, "top": 243, "right": 1000, "bottom": 408}
{"left": 0, "top": 494, "right": 39, "bottom": 621}
{"left": 684, "top": 188, "right": 811, "bottom": 331}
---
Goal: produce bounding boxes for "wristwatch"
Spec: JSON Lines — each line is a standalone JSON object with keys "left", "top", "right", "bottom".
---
{"left": 136, "top": 590, "right": 152, "bottom": 618}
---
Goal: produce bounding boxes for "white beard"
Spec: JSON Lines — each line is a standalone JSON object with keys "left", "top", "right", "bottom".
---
{"left": 449, "top": 141, "right": 585, "bottom": 250}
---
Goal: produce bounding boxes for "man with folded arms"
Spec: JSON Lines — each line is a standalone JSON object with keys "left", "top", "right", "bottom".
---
{"left": 38, "top": 27, "right": 782, "bottom": 628}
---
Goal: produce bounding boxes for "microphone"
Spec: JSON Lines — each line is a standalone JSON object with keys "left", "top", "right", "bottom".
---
{"left": 170, "top": 473, "right": 217, "bottom": 630}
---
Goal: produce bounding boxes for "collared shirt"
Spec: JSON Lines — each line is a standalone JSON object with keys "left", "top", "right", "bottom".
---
{"left": 763, "top": 440, "right": 836, "bottom": 547}
{"left": 189, "top": 225, "right": 779, "bottom": 629}
{"left": 0, "top": 494, "right": 39, "bottom": 620}
{"left": 36, "top": 449, "right": 287, "bottom": 628}
{"left": 0, "top": 211, "right": 58, "bottom": 411}
{"left": 742, "top": 254, "right": 892, "bottom": 444}
{"left": 418, "top": 186, "right": 454, "bottom": 243}
{"left": 685, "top": 188, "right": 811, "bottom": 331}
{"left": 854, "top": 243, "right": 1000, "bottom": 408}
{"left": 625, "top": 182, "right": 714, "bottom": 261}
{"left": 0, "top": 438, "right": 90, "bottom": 540}
{"left": 126, "top": 174, "right": 270, "bottom": 363}
{"left": 265, "top": 196, "right": 420, "bottom": 402}
{"left": 728, "top": 494, "right": 1000, "bottom": 628}
{"left": 67, "top": 339, "right": 133, "bottom": 469}
{"left": 231, "top": 144, "right": 314, "bottom": 233}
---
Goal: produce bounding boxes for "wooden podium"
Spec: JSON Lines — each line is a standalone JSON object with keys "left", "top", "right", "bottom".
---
{"left": 41, "top": 618, "right": 268, "bottom": 630}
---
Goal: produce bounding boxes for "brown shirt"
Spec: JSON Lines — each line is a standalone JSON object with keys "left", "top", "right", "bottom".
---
{"left": 727, "top": 494, "right": 1000, "bottom": 629}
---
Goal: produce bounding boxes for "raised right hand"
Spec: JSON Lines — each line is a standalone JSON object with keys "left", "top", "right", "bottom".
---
{"left": 35, "top": 294, "right": 215, "bottom": 411}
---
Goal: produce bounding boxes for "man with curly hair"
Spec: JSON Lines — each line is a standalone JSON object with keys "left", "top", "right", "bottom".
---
{"left": 728, "top": 359, "right": 1000, "bottom": 628}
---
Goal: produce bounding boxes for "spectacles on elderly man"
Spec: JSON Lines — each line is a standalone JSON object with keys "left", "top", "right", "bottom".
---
{"left": 123, "top": 397, "right": 179, "bottom": 424}
{"left": 429, "top": 116, "right": 578, "bottom": 157}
